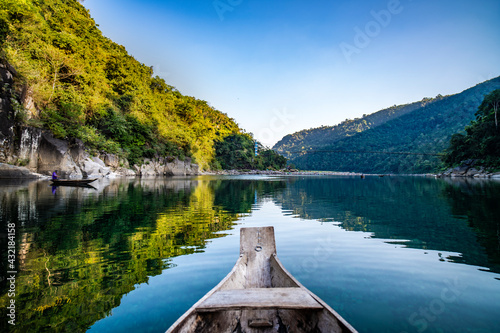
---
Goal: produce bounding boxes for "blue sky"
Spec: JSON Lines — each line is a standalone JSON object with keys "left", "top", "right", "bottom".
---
{"left": 83, "top": 0, "right": 500, "bottom": 147}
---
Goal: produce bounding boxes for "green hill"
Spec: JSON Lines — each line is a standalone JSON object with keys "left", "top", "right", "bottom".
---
{"left": 274, "top": 98, "right": 439, "bottom": 158}
{"left": 274, "top": 77, "right": 500, "bottom": 174}
{"left": 0, "top": 0, "right": 242, "bottom": 169}
{"left": 442, "top": 89, "right": 500, "bottom": 170}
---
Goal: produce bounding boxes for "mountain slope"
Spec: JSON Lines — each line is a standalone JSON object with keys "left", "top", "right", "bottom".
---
{"left": 442, "top": 89, "right": 500, "bottom": 169}
{"left": 274, "top": 98, "right": 442, "bottom": 158}
{"left": 0, "top": 0, "right": 240, "bottom": 169}
{"left": 275, "top": 77, "right": 500, "bottom": 173}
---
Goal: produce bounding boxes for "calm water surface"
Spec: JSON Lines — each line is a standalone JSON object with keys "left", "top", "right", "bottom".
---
{"left": 1, "top": 175, "right": 499, "bottom": 333}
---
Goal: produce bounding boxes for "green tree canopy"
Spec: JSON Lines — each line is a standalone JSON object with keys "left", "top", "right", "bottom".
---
{"left": 442, "top": 89, "right": 500, "bottom": 169}
{"left": 212, "top": 133, "right": 287, "bottom": 170}
{"left": 1, "top": 0, "right": 242, "bottom": 169}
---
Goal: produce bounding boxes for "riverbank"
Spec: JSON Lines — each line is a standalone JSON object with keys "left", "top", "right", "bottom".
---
{"left": 0, "top": 164, "right": 413, "bottom": 179}
{"left": 439, "top": 159, "right": 500, "bottom": 179}
{"left": 200, "top": 169, "right": 361, "bottom": 176}
{"left": 200, "top": 169, "right": 434, "bottom": 177}
{"left": 3, "top": 160, "right": 500, "bottom": 180}
{"left": 0, "top": 157, "right": 198, "bottom": 179}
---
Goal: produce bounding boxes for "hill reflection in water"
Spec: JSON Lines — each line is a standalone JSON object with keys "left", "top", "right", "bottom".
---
{"left": 0, "top": 176, "right": 499, "bottom": 333}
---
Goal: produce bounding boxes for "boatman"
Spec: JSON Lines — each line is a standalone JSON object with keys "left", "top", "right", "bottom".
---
{"left": 52, "top": 170, "right": 58, "bottom": 180}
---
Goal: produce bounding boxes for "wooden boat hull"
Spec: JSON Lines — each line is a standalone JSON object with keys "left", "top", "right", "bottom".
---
{"left": 166, "top": 226, "right": 357, "bottom": 333}
{"left": 50, "top": 178, "right": 97, "bottom": 186}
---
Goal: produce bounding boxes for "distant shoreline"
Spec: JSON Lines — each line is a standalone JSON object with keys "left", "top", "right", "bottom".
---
{"left": 202, "top": 168, "right": 500, "bottom": 179}
{"left": 3, "top": 161, "right": 500, "bottom": 180}
{"left": 199, "top": 169, "right": 432, "bottom": 177}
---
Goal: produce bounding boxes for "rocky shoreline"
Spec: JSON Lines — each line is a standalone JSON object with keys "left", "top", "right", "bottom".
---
{"left": 2, "top": 162, "right": 500, "bottom": 180}
{"left": 439, "top": 159, "right": 500, "bottom": 179}
{"left": 0, "top": 127, "right": 199, "bottom": 179}
{"left": 2, "top": 146, "right": 499, "bottom": 181}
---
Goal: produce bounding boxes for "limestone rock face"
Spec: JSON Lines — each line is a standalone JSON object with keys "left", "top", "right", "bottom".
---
{"left": 114, "top": 167, "right": 136, "bottom": 176}
{"left": 0, "top": 62, "right": 17, "bottom": 164}
{"left": 102, "top": 153, "right": 120, "bottom": 169}
{"left": 164, "top": 157, "right": 198, "bottom": 176}
{"left": 134, "top": 157, "right": 199, "bottom": 177}
{"left": 37, "top": 133, "right": 82, "bottom": 178}
{"left": 1, "top": 123, "right": 200, "bottom": 179}
{"left": 79, "top": 156, "right": 111, "bottom": 178}
{"left": 0, "top": 163, "right": 40, "bottom": 179}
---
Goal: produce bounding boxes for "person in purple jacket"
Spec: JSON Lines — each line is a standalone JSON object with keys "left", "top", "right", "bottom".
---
{"left": 52, "top": 170, "right": 58, "bottom": 180}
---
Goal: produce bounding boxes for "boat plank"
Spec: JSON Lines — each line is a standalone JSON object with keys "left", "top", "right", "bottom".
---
{"left": 196, "top": 287, "right": 323, "bottom": 312}
{"left": 240, "top": 227, "right": 276, "bottom": 288}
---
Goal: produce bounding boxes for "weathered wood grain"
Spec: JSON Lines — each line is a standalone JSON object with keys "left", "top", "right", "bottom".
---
{"left": 240, "top": 226, "right": 276, "bottom": 288}
{"left": 196, "top": 288, "right": 323, "bottom": 312}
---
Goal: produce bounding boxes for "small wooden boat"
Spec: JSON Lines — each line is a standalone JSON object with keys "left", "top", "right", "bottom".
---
{"left": 50, "top": 178, "right": 97, "bottom": 186}
{"left": 166, "top": 226, "right": 357, "bottom": 333}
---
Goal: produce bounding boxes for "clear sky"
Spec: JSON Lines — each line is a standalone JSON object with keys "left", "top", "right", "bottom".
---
{"left": 83, "top": 0, "right": 500, "bottom": 147}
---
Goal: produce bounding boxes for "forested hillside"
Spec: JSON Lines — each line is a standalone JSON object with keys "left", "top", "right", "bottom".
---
{"left": 275, "top": 77, "right": 500, "bottom": 174}
{"left": 442, "top": 89, "right": 500, "bottom": 169}
{"left": 0, "top": 0, "right": 247, "bottom": 169}
{"left": 274, "top": 98, "right": 441, "bottom": 159}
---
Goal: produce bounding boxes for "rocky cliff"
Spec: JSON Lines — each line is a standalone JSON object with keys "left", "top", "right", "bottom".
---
{"left": 0, "top": 60, "right": 198, "bottom": 179}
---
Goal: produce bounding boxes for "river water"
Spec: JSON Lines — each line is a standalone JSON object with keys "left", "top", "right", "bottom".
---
{"left": 0, "top": 175, "right": 499, "bottom": 333}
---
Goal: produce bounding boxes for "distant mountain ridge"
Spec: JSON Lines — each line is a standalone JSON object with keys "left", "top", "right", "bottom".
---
{"left": 273, "top": 77, "right": 500, "bottom": 173}
{"left": 274, "top": 97, "right": 443, "bottom": 157}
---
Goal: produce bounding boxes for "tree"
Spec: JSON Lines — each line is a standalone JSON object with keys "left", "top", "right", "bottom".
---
{"left": 442, "top": 89, "right": 500, "bottom": 168}
{"left": 213, "top": 133, "right": 287, "bottom": 170}
{"left": 477, "top": 90, "right": 500, "bottom": 130}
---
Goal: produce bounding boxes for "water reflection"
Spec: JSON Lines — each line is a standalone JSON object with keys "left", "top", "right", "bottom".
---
{"left": 275, "top": 176, "right": 500, "bottom": 273}
{"left": 441, "top": 178, "right": 500, "bottom": 273}
{"left": 0, "top": 178, "right": 243, "bottom": 332}
{"left": 1, "top": 176, "right": 499, "bottom": 333}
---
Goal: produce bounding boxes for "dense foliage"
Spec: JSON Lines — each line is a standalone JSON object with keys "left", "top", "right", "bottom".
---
{"left": 212, "top": 133, "right": 287, "bottom": 170}
{"left": 0, "top": 0, "right": 242, "bottom": 169}
{"left": 274, "top": 99, "right": 435, "bottom": 158}
{"left": 442, "top": 89, "right": 500, "bottom": 169}
{"left": 275, "top": 77, "right": 500, "bottom": 174}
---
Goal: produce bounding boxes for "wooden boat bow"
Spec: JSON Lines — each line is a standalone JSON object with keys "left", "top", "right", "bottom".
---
{"left": 166, "top": 226, "right": 357, "bottom": 333}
